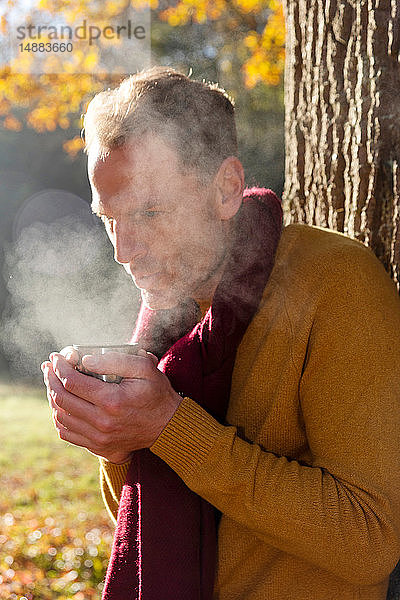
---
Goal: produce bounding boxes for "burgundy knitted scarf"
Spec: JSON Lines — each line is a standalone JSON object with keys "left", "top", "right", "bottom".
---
{"left": 102, "top": 188, "right": 283, "bottom": 600}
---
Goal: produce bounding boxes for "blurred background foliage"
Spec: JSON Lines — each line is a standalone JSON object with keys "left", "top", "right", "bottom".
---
{"left": 0, "top": 0, "right": 285, "bottom": 377}
{"left": 0, "top": 383, "right": 115, "bottom": 598}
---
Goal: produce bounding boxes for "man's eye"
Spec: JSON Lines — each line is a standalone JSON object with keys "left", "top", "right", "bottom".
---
{"left": 144, "top": 210, "right": 158, "bottom": 218}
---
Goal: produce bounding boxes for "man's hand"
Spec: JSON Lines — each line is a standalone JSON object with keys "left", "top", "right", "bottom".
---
{"left": 41, "top": 347, "right": 182, "bottom": 464}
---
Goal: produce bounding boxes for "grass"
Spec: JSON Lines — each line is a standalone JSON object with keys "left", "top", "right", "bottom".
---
{"left": 3, "top": 382, "right": 399, "bottom": 599}
{"left": 0, "top": 381, "right": 114, "bottom": 599}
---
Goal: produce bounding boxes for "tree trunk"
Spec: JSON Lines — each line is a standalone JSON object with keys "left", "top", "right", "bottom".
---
{"left": 282, "top": 1, "right": 400, "bottom": 596}
{"left": 282, "top": 0, "right": 400, "bottom": 290}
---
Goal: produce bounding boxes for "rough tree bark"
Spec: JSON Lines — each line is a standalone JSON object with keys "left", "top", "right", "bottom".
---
{"left": 282, "top": 1, "right": 400, "bottom": 597}
{"left": 282, "top": 0, "right": 400, "bottom": 290}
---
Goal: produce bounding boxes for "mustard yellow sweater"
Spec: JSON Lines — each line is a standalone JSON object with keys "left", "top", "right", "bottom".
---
{"left": 100, "top": 223, "right": 400, "bottom": 600}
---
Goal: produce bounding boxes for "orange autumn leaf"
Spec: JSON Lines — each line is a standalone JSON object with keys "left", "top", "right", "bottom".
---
{"left": 3, "top": 114, "right": 22, "bottom": 130}
{"left": 63, "top": 135, "right": 84, "bottom": 157}
{"left": 0, "top": 15, "right": 7, "bottom": 35}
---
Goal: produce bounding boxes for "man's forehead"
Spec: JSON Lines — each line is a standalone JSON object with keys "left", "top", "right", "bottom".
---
{"left": 89, "top": 146, "right": 159, "bottom": 208}
{"left": 88, "top": 146, "right": 136, "bottom": 185}
{"left": 89, "top": 146, "right": 181, "bottom": 216}
{"left": 88, "top": 135, "right": 180, "bottom": 181}
{"left": 89, "top": 155, "right": 135, "bottom": 215}
{"left": 90, "top": 179, "right": 154, "bottom": 216}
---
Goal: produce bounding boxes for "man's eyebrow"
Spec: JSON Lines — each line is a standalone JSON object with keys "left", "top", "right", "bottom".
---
{"left": 143, "top": 196, "right": 175, "bottom": 210}
{"left": 143, "top": 198, "right": 161, "bottom": 208}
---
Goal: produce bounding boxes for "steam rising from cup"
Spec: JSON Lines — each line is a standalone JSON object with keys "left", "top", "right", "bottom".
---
{"left": 1, "top": 189, "right": 140, "bottom": 379}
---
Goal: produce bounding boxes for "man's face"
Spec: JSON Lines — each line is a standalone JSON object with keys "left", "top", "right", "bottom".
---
{"left": 88, "top": 134, "right": 228, "bottom": 309}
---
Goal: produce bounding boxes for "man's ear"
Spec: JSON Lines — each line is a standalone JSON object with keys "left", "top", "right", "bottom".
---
{"left": 214, "top": 156, "right": 244, "bottom": 220}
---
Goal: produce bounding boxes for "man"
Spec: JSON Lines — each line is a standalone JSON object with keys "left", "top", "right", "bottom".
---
{"left": 41, "top": 67, "right": 400, "bottom": 600}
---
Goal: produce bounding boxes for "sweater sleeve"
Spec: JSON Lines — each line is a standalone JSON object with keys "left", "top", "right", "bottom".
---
{"left": 150, "top": 246, "right": 400, "bottom": 586}
{"left": 99, "top": 458, "right": 130, "bottom": 524}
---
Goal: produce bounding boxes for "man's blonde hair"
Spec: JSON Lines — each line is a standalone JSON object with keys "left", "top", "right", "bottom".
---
{"left": 83, "top": 66, "right": 237, "bottom": 181}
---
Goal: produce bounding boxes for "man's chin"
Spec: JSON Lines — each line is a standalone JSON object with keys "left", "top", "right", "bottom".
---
{"left": 141, "top": 288, "right": 181, "bottom": 310}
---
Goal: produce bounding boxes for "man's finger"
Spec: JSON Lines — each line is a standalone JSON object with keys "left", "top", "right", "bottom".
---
{"left": 53, "top": 412, "right": 98, "bottom": 451}
{"left": 144, "top": 350, "right": 159, "bottom": 367}
{"left": 52, "top": 402, "right": 113, "bottom": 443}
{"left": 45, "top": 364, "right": 99, "bottom": 421}
{"left": 50, "top": 353, "right": 112, "bottom": 406}
{"left": 60, "top": 345, "right": 79, "bottom": 366}
{"left": 81, "top": 351, "right": 155, "bottom": 379}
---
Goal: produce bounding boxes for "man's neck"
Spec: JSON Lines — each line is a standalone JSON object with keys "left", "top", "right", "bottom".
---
{"left": 193, "top": 255, "right": 227, "bottom": 308}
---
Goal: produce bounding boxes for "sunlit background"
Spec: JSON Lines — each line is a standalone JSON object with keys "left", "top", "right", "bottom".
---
{"left": 0, "top": 1, "right": 285, "bottom": 597}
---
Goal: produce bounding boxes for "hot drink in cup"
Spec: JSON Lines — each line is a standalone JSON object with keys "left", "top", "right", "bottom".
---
{"left": 72, "top": 343, "right": 140, "bottom": 383}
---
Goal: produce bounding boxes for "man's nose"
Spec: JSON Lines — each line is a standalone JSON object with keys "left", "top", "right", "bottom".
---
{"left": 113, "top": 222, "right": 146, "bottom": 265}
